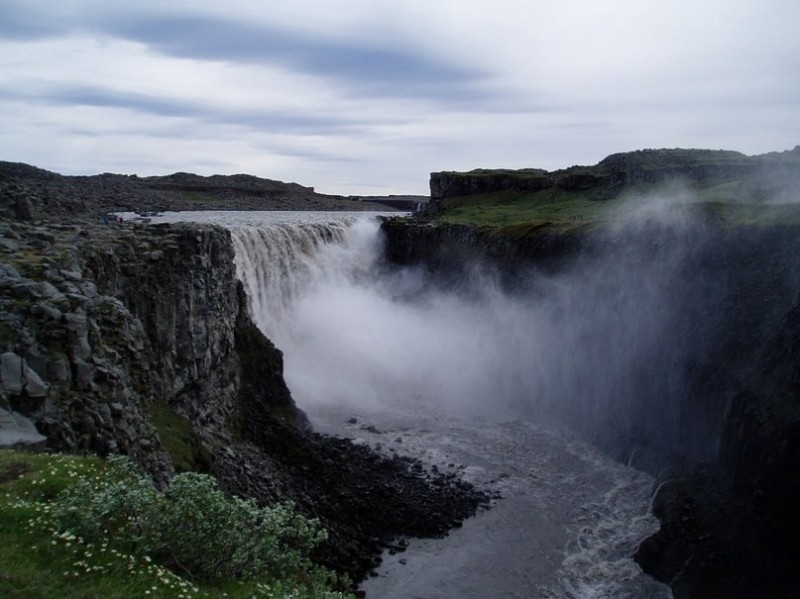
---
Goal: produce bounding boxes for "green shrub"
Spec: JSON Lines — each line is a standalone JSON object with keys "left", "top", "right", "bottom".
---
{"left": 53, "top": 456, "right": 331, "bottom": 584}
{"left": 1, "top": 450, "right": 353, "bottom": 598}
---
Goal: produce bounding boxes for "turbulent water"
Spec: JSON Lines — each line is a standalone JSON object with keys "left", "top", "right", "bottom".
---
{"left": 136, "top": 210, "right": 674, "bottom": 598}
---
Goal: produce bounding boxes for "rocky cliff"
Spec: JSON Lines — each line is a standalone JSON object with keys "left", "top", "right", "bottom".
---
{"left": 0, "top": 219, "right": 297, "bottom": 475}
{"left": 429, "top": 147, "right": 800, "bottom": 206}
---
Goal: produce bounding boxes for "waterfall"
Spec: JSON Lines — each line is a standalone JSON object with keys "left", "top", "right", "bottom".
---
{"left": 225, "top": 213, "right": 428, "bottom": 412}
{"left": 221, "top": 209, "right": 736, "bottom": 470}
{"left": 229, "top": 218, "right": 364, "bottom": 337}
{"left": 136, "top": 210, "right": 675, "bottom": 598}
{"left": 144, "top": 209, "right": 731, "bottom": 466}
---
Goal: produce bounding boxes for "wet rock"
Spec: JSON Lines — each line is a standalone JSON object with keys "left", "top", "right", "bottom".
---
{"left": 64, "top": 310, "right": 91, "bottom": 360}
{"left": 0, "top": 263, "right": 21, "bottom": 280}
{"left": 37, "top": 281, "right": 62, "bottom": 299}
{"left": 0, "top": 237, "right": 20, "bottom": 251}
{"left": 78, "top": 281, "right": 98, "bottom": 298}
{"left": 31, "top": 229, "right": 55, "bottom": 243}
{"left": 11, "top": 281, "right": 42, "bottom": 299}
{"left": 60, "top": 269, "right": 82, "bottom": 282}
{"left": 30, "top": 302, "right": 63, "bottom": 322}
{"left": 72, "top": 358, "right": 95, "bottom": 390}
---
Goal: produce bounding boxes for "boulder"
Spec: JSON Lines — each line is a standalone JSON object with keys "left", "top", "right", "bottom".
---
{"left": 0, "top": 351, "right": 49, "bottom": 397}
{"left": 0, "top": 407, "right": 47, "bottom": 448}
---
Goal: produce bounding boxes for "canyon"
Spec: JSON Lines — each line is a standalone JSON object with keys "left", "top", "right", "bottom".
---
{"left": 2, "top": 149, "right": 799, "bottom": 597}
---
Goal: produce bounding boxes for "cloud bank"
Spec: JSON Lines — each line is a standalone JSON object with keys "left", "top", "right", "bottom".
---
{"left": 1, "top": 0, "right": 797, "bottom": 194}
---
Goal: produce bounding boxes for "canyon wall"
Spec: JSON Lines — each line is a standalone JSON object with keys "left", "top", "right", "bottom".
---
{"left": 381, "top": 215, "right": 800, "bottom": 598}
{"left": 0, "top": 220, "right": 301, "bottom": 478}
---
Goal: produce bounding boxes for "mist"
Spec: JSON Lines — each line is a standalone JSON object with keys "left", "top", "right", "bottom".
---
{"left": 227, "top": 196, "right": 755, "bottom": 469}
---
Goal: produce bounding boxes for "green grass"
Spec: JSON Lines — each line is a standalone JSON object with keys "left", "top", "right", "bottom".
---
{"left": 436, "top": 187, "right": 623, "bottom": 232}
{"left": 0, "top": 450, "right": 351, "bottom": 599}
{"left": 432, "top": 180, "right": 800, "bottom": 231}
{"left": 149, "top": 402, "right": 211, "bottom": 473}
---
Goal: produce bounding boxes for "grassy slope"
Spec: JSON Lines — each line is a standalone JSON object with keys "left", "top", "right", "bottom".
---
{"left": 436, "top": 187, "right": 617, "bottom": 233}
{"left": 437, "top": 183, "right": 800, "bottom": 232}
{"left": 0, "top": 450, "right": 342, "bottom": 599}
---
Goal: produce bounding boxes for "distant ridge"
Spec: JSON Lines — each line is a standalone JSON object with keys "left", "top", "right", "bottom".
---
{"left": 430, "top": 146, "right": 800, "bottom": 201}
{"left": 0, "top": 162, "right": 395, "bottom": 218}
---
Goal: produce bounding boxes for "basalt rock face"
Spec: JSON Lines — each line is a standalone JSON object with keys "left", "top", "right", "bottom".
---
{"left": 636, "top": 296, "right": 800, "bottom": 599}
{"left": 79, "top": 223, "right": 254, "bottom": 439}
{"left": 0, "top": 220, "right": 270, "bottom": 481}
{"left": 381, "top": 215, "right": 800, "bottom": 598}
{"left": 380, "top": 217, "right": 585, "bottom": 286}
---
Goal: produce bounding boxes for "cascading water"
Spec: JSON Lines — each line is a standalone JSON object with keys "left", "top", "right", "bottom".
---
{"left": 230, "top": 219, "right": 358, "bottom": 336}
{"left": 138, "top": 210, "right": 674, "bottom": 598}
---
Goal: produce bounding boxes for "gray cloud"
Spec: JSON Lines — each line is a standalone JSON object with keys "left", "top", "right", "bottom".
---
{"left": 1, "top": 1, "right": 797, "bottom": 195}
{"left": 0, "top": 4, "right": 64, "bottom": 40}
{"left": 1, "top": 2, "right": 491, "bottom": 104}
{"left": 95, "top": 13, "right": 489, "bottom": 102}
{"left": 4, "top": 84, "right": 360, "bottom": 135}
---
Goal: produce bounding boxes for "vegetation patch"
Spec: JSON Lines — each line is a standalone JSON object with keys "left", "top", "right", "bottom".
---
{"left": 436, "top": 188, "right": 622, "bottom": 231}
{"left": 0, "top": 449, "right": 352, "bottom": 599}
{"left": 148, "top": 402, "right": 211, "bottom": 473}
{"left": 434, "top": 181, "right": 800, "bottom": 231}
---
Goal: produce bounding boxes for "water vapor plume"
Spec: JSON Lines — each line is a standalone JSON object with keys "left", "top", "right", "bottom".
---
{"left": 228, "top": 194, "right": 800, "bottom": 469}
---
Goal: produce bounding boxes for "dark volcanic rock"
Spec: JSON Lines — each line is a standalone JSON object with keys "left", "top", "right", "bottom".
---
{"left": 215, "top": 422, "right": 489, "bottom": 582}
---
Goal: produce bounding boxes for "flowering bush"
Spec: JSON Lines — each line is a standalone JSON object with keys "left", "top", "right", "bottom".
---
{"left": 53, "top": 456, "right": 330, "bottom": 584}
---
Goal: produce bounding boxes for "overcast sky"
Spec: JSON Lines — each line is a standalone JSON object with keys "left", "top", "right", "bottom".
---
{"left": 1, "top": 0, "right": 797, "bottom": 195}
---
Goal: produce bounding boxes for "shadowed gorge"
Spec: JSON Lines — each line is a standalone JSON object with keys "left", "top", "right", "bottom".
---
{"left": 379, "top": 147, "right": 800, "bottom": 597}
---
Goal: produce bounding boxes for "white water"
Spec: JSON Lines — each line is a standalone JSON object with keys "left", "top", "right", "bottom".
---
{"left": 136, "top": 210, "right": 673, "bottom": 599}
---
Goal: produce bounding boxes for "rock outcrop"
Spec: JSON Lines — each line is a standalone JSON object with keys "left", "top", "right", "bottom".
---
{"left": 428, "top": 146, "right": 800, "bottom": 206}
{"left": 0, "top": 161, "right": 395, "bottom": 218}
